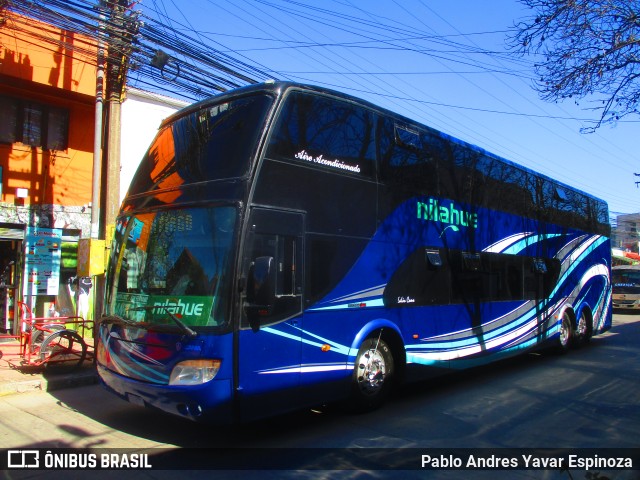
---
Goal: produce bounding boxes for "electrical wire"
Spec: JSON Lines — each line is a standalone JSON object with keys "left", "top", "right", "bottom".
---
{"left": 3, "top": 0, "right": 637, "bottom": 213}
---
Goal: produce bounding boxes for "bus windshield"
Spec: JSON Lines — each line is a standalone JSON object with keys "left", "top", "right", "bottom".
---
{"left": 612, "top": 268, "right": 640, "bottom": 291}
{"left": 105, "top": 206, "right": 237, "bottom": 330}
{"left": 125, "top": 93, "right": 274, "bottom": 199}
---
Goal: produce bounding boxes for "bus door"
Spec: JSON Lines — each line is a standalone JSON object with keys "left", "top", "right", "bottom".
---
{"left": 238, "top": 208, "right": 304, "bottom": 419}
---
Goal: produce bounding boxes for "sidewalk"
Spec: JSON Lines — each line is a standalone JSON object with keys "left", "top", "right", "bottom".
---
{"left": 0, "top": 338, "right": 98, "bottom": 396}
{"left": 0, "top": 362, "right": 98, "bottom": 396}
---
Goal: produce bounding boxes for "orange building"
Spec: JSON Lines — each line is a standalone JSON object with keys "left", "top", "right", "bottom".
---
{"left": 0, "top": 11, "right": 98, "bottom": 326}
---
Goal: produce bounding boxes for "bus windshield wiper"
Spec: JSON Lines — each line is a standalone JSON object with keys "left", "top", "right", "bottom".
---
{"left": 99, "top": 314, "right": 139, "bottom": 327}
{"left": 130, "top": 306, "right": 197, "bottom": 338}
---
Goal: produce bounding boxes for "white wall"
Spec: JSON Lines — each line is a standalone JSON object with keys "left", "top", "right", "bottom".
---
{"left": 120, "top": 88, "right": 189, "bottom": 202}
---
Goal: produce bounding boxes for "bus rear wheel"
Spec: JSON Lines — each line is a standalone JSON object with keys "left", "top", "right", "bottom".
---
{"left": 350, "top": 335, "right": 394, "bottom": 411}
{"left": 574, "top": 310, "right": 592, "bottom": 347}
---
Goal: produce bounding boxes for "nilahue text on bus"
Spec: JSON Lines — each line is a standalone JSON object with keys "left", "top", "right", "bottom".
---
{"left": 96, "top": 81, "right": 612, "bottom": 423}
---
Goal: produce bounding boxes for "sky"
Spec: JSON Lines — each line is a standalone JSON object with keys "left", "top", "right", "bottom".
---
{"left": 131, "top": 0, "right": 640, "bottom": 221}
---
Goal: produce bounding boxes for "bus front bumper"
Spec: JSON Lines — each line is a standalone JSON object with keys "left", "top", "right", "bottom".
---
{"left": 612, "top": 296, "right": 640, "bottom": 309}
{"left": 97, "top": 364, "right": 234, "bottom": 423}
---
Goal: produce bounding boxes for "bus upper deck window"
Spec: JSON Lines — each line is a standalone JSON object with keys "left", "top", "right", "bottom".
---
{"left": 395, "top": 125, "right": 421, "bottom": 150}
{"left": 554, "top": 187, "right": 569, "bottom": 202}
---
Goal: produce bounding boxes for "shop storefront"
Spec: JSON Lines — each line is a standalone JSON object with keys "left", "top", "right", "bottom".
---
{"left": 0, "top": 223, "right": 90, "bottom": 335}
{"left": 0, "top": 223, "right": 25, "bottom": 334}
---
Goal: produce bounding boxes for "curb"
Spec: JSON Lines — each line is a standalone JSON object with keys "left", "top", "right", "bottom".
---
{"left": 0, "top": 366, "right": 98, "bottom": 396}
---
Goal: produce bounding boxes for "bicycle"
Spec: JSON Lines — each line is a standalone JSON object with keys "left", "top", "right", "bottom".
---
{"left": 0, "top": 302, "right": 92, "bottom": 371}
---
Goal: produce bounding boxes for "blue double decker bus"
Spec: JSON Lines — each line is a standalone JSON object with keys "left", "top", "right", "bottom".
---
{"left": 97, "top": 82, "right": 612, "bottom": 423}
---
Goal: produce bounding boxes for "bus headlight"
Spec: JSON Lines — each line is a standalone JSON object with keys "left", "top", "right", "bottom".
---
{"left": 169, "top": 359, "right": 221, "bottom": 385}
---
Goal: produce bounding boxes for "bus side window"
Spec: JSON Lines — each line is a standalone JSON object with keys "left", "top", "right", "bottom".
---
{"left": 267, "top": 91, "right": 376, "bottom": 178}
{"left": 383, "top": 247, "right": 450, "bottom": 306}
{"left": 487, "top": 253, "right": 524, "bottom": 301}
{"left": 523, "top": 257, "right": 559, "bottom": 299}
{"left": 378, "top": 119, "right": 438, "bottom": 198}
{"left": 450, "top": 251, "right": 488, "bottom": 304}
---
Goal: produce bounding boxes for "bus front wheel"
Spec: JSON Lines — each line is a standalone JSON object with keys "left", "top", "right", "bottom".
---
{"left": 350, "top": 335, "right": 394, "bottom": 411}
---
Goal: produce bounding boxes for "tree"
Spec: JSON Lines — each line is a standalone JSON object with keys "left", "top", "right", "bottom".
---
{"left": 511, "top": 0, "right": 640, "bottom": 131}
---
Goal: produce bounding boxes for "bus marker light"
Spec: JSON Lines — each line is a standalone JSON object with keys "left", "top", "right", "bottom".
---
{"left": 413, "top": 334, "right": 419, "bottom": 339}
{"left": 321, "top": 344, "right": 331, "bottom": 352}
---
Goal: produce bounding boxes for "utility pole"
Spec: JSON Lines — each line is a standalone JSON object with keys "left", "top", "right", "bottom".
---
{"left": 103, "top": 0, "right": 140, "bottom": 235}
{"left": 91, "top": 3, "right": 105, "bottom": 240}
{"left": 91, "top": 0, "right": 139, "bottom": 318}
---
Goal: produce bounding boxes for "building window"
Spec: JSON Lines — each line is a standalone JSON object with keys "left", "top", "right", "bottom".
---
{"left": 0, "top": 96, "right": 69, "bottom": 150}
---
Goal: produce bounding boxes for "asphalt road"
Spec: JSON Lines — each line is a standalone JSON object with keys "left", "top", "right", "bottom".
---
{"left": 1, "top": 313, "right": 639, "bottom": 480}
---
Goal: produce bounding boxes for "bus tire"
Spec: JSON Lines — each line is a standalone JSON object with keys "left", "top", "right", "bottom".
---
{"left": 574, "top": 309, "right": 592, "bottom": 347}
{"left": 557, "top": 311, "right": 574, "bottom": 353}
{"left": 350, "top": 335, "right": 394, "bottom": 411}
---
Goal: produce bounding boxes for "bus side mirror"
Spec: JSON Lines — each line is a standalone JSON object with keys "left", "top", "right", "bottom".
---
{"left": 245, "top": 256, "right": 276, "bottom": 323}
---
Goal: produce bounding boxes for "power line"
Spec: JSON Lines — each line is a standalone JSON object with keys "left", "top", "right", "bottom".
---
{"left": 4, "top": 0, "right": 269, "bottom": 98}
{"left": 4, "top": 0, "right": 637, "bottom": 213}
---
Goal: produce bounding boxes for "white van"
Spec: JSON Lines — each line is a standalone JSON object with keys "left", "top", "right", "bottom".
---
{"left": 612, "top": 265, "right": 640, "bottom": 310}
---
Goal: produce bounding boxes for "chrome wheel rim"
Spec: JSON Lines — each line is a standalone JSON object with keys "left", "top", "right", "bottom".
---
{"left": 577, "top": 313, "right": 587, "bottom": 337}
{"left": 356, "top": 347, "right": 386, "bottom": 396}
{"left": 560, "top": 314, "right": 571, "bottom": 347}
